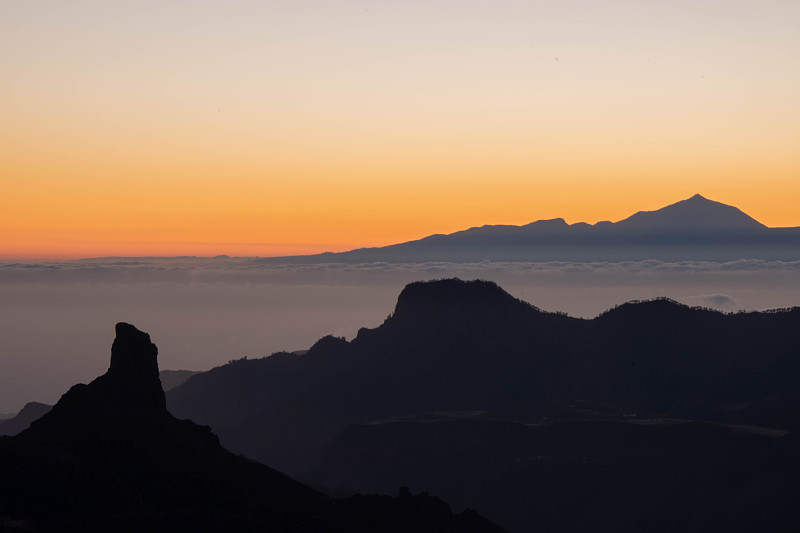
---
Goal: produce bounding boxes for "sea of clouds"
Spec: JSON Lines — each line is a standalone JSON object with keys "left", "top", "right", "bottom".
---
{"left": 2, "top": 257, "right": 799, "bottom": 414}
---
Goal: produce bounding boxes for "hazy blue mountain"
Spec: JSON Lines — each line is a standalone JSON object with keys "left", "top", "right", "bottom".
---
{"left": 0, "top": 402, "right": 52, "bottom": 437}
{"left": 258, "top": 194, "right": 800, "bottom": 262}
{"left": 0, "top": 323, "right": 502, "bottom": 532}
{"left": 614, "top": 193, "right": 766, "bottom": 230}
{"left": 167, "top": 279, "right": 800, "bottom": 474}
{"left": 159, "top": 369, "right": 203, "bottom": 391}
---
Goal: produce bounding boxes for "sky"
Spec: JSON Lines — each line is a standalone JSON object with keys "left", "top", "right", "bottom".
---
{"left": 2, "top": 0, "right": 800, "bottom": 259}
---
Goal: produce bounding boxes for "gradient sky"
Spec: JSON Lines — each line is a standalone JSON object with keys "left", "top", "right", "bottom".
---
{"left": 3, "top": 0, "right": 799, "bottom": 259}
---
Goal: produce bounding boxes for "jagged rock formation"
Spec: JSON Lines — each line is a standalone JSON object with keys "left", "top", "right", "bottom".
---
{"left": 0, "top": 322, "right": 502, "bottom": 533}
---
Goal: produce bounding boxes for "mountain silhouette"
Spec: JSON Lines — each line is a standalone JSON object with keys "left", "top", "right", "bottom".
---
{"left": 0, "top": 322, "right": 503, "bottom": 532}
{"left": 168, "top": 279, "right": 800, "bottom": 474}
{"left": 614, "top": 194, "right": 766, "bottom": 230}
{"left": 0, "top": 402, "right": 52, "bottom": 437}
{"left": 163, "top": 279, "right": 800, "bottom": 532}
{"left": 159, "top": 369, "right": 203, "bottom": 391}
{"left": 257, "top": 195, "right": 800, "bottom": 262}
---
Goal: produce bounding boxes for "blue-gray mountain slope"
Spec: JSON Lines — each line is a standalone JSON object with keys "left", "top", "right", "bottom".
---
{"left": 260, "top": 195, "right": 800, "bottom": 262}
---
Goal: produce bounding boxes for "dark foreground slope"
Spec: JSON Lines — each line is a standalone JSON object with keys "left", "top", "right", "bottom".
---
{"left": 168, "top": 279, "right": 800, "bottom": 473}
{"left": 307, "top": 410, "right": 800, "bottom": 533}
{"left": 0, "top": 323, "right": 502, "bottom": 533}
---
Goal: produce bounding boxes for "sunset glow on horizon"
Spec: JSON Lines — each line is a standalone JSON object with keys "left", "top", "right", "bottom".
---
{"left": 3, "top": 0, "right": 799, "bottom": 260}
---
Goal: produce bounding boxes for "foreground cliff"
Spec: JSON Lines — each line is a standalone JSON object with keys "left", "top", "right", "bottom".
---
{"left": 0, "top": 323, "right": 502, "bottom": 533}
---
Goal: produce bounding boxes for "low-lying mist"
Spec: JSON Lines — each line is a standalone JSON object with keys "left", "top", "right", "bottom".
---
{"left": 1, "top": 257, "right": 799, "bottom": 414}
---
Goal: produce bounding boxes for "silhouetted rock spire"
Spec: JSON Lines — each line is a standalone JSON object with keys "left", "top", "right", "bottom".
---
{"left": 109, "top": 322, "right": 159, "bottom": 379}
{"left": 106, "top": 322, "right": 166, "bottom": 411}
{"left": 0, "top": 322, "right": 503, "bottom": 532}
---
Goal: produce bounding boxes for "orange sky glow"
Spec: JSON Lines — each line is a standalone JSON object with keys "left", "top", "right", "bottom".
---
{"left": 2, "top": 1, "right": 799, "bottom": 260}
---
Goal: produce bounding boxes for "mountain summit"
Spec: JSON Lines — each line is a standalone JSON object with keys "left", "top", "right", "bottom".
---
{"left": 392, "top": 279, "right": 536, "bottom": 322}
{"left": 259, "top": 194, "right": 799, "bottom": 263}
{"left": 615, "top": 194, "right": 766, "bottom": 230}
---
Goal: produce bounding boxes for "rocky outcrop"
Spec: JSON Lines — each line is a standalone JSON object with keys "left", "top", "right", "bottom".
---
{"left": 0, "top": 322, "right": 502, "bottom": 532}
{"left": 107, "top": 322, "right": 165, "bottom": 410}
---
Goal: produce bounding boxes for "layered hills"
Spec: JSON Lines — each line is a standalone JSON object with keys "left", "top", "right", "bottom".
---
{"left": 259, "top": 194, "right": 800, "bottom": 262}
{"left": 168, "top": 279, "right": 800, "bottom": 472}
{"left": 0, "top": 322, "right": 502, "bottom": 532}
{"left": 167, "top": 278, "right": 800, "bottom": 531}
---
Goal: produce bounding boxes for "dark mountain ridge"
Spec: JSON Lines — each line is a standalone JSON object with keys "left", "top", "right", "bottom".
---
{"left": 258, "top": 194, "right": 800, "bottom": 262}
{"left": 0, "top": 322, "right": 502, "bottom": 532}
{"left": 168, "top": 279, "right": 800, "bottom": 474}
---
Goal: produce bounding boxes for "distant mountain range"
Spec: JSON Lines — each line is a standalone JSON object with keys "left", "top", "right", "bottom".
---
{"left": 0, "top": 322, "right": 501, "bottom": 532}
{"left": 165, "top": 279, "right": 800, "bottom": 532}
{"left": 261, "top": 194, "right": 800, "bottom": 262}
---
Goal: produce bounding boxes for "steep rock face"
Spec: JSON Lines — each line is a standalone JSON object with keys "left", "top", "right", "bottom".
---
{"left": 109, "top": 323, "right": 161, "bottom": 379}
{"left": 27, "top": 323, "right": 168, "bottom": 434}
{"left": 107, "top": 322, "right": 166, "bottom": 410}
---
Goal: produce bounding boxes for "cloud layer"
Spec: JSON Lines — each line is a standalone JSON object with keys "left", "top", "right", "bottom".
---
{"left": 2, "top": 258, "right": 799, "bottom": 413}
